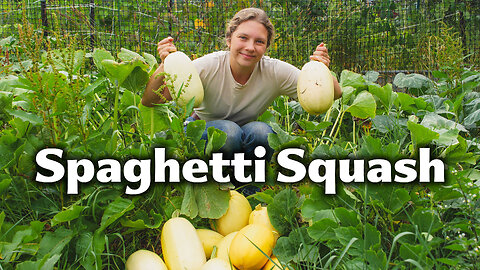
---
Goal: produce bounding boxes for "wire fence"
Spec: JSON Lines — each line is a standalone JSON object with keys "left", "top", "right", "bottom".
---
{"left": 1, "top": 0, "right": 479, "bottom": 74}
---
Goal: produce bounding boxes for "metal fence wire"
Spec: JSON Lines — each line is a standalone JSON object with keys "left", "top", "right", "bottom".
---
{"left": 1, "top": 0, "right": 479, "bottom": 73}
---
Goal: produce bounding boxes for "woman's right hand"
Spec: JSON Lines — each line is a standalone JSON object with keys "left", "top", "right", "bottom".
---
{"left": 157, "top": 36, "right": 177, "bottom": 63}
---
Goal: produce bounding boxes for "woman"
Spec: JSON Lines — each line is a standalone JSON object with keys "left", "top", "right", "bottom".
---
{"left": 142, "top": 8, "right": 342, "bottom": 160}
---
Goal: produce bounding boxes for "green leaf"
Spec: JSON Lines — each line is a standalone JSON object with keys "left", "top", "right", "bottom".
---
{"left": 340, "top": 70, "right": 366, "bottom": 89}
{"left": 365, "top": 250, "right": 387, "bottom": 270}
{"left": 312, "top": 209, "right": 336, "bottom": 222}
{"left": 99, "top": 197, "right": 134, "bottom": 231}
{"left": 411, "top": 209, "right": 442, "bottom": 234}
{"left": 101, "top": 58, "right": 148, "bottom": 85}
{"left": 1, "top": 221, "right": 45, "bottom": 261}
{"left": 42, "top": 49, "right": 85, "bottom": 74}
{"left": 122, "top": 65, "right": 150, "bottom": 93}
{"left": 420, "top": 112, "right": 467, "bottom": 146}
{"left": 346, "top": 91, "right": 376, "bottom": 119}
{"left": 296, "top": 120, "right": 332, "bottom": 133}
{"left": 407, "top": 121, "right": 439, "bottom": 148}
{"left": 117, "top": 48, "right": 145, "bottom": 62}
{"left": 205, "top": 127, "right": 227, "bottom": 156}
{"left": 81, "top": 77, "right": 107, "bottom": 96}
{"left": 399, "top": 243, "right": 425, "bottom": 261}
{"left": 368, "top": 83, "right": 397, "bottom": 110}
{"left": 396, "top": 92, "right": 417, "bottom": 113}
{"left": 37, "top": 226, "right": 74, "bottom": 258}
{"left": 444, "top": 244, "right": 467, "bottom": 251}
{"left": 431, "top": 185, "right": 463, "bottom": 201}
{"left": 120, "top": 89, "right": 140, "bottom": 110}
{"left": 170, "top": 117, "right": 183, "bottom": 133}
{"left": 16, "top": 254, "right": 61, "bottom": 270}
{"left": 139, "top": 104, "right": 173, "bottom": 134}
{"left": 437, "top": 258, "right": 460, "bottom": 266}
{"left": 250, "top": 189, "right": 274, "bottom": 205}
{"left": 143, "top": 52, "right": 158, "bottom": 76}
{"left": 194, "top": 184, "right": 230, "bottom": 219}
{"left": 76, "top": 232, "right": 95, "bottom": 269}
{"left": 92, "top": 229, "right": 106, "bottom": 268}
{"left": 464, "top": 108, "right": 480, "bottom": 126}
{"left": 334, "top": 226, "right": 362, "bottom": 256}
{"left": 5, "top": 109, "right": 43, "bottom": 125}
{"left": 120, "top": 209, "right": 163, "bottom": 230}
{"left": 0, "top": 211, "right": 5, "bottom": 230}
{"left": 268, "top": 189, "right": 299, "bottom": 236}
{"left": 274, "top": 236, "right": 298, "bottom": 263}
{"left": 364, "top": 71, "right": 379, "bottom": 83}
{"left": 0, "top": 177, "right": 12, "bottom": 195}
{"left": 440, "top": 136, "right": 477, "bottom": 165}
{"left": 301, "top": 198, "right": 331, "bottom": 219}
{"left": 92, "top": 48, "right": 115, "bottom": 76}
{"left": 0, "top": 88, "right": 13, "bottom": 111}
{"left": 186, "top": 120, "right": 206, "bottom": 143}
{"left": 307, "top": 218, "right": 338, "bottom": 241}
{"left": 394, "top": 73, "right": 433, "bottom": 89}
{"left": 311, "top": 144, "right": 349, "bottom": 159}
{"left": 341, "top": 86, "right": 356, "bottom": 105}
{"left": 180, "top": 184, "right": 198, "bottom": 218}
{"left": 267, "top": 122, "right": 308, "bottom": 150}
{"left": 364, "top": 223, "right": 381, "bottom": 250}
{"left": 356, "top": 135, "right": 401, "bottom": 160}
{"left": 51, "top": 205, "right": 85, "bottom": 227}
{"left": 180, "top": 184, "right": 230, "bottom": 219}
{"left": 273, "top": 227, "right": 314, "bottom": 263}
{"left": 366, "top": 184, "right": 410, "bottom": 214}
{"left": 334, "top": 207, "right": 359, "bottom": 227}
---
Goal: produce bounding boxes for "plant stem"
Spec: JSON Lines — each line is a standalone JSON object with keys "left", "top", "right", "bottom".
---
{"left": 329, "top": 104, "right": 344, "bottom": 138}
{"left": 352, "top": 119, "right": 356, "bottom": 153}
{"left": 330, "top": 110, "right": 346, "bottom": 147}
{"left": 320, "top": 106, "right": 333, "bottom": 145}
{"left": 113, "top": 80, "right": 120, "bottom": 131}
{"left": 285, "top": 98, "right": 291, "bottom": 133}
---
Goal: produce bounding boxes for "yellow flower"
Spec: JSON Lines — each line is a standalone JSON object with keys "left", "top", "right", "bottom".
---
{"left": 207, "top": 1, "right": 214, "bottom": 8}
{"left": 194, "top": 18, "right": 205, "bottom": 29}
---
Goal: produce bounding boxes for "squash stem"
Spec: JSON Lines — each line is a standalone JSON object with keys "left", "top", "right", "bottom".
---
{"left": 320, "top": 106, "right": 333, "bottom": 145}
{"left": 330, "top": 110, "right": 346, "bottom": 148}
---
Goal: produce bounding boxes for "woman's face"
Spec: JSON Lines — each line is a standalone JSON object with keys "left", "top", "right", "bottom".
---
{"left": 227, "top": 20, "right": 268, "bottom": 71}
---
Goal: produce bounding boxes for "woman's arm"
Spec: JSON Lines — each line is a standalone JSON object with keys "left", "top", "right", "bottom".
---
{"left": 141, "top": 37, "right": 177, "bottom": 107}
{"left": 309, "top": 43, "right": 342, "bottom": 99}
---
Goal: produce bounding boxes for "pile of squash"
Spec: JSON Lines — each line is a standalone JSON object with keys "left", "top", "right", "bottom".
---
{"left": 126, "top": 190, "right": 288, "bottom": 270}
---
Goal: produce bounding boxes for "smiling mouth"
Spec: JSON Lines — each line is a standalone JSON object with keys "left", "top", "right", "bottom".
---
{"left": 240, "top": 53, "right": 255, "bottom": 58}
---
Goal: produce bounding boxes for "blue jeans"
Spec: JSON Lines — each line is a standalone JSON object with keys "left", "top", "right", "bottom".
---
{"left": 186, "top": 117, "right": 274, "bottom": 160}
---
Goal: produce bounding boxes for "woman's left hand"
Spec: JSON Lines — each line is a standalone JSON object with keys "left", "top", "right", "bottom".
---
{"left": 310, "top": 43, "right": 330, "bottom": 67}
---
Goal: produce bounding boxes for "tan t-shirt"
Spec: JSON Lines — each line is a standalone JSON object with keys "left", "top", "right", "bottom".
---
{"left": 192, "top": 51, "right": 299, "bottom": 126}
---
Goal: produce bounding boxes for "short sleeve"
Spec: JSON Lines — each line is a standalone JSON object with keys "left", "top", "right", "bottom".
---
{"left": 273, "top": 60, "right": 300, "bottom": 99}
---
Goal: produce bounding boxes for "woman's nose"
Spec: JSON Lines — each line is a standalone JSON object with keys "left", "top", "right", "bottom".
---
{"left": 245, "top": 41, "right": 254, "bottom": 51}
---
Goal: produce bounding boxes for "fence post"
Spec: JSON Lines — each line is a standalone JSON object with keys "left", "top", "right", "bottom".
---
{"left": 455, "top": 0, "right": 467, "bottom": 57}
{"left": 89, "top": 0, "right": 95, "bottom": 49}
{"left": 168, "top": 0, "right": 173, "bottom": 36}
{"left": 40, "top": 0, "right": 48, "bottom": 37}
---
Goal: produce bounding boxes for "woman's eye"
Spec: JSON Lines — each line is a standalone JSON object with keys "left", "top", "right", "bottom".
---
{"left": 256, "top": 40, "right": 265, "bottom": 44}
{"left": 239, "top": 36, "right": 247, "bottom": 40}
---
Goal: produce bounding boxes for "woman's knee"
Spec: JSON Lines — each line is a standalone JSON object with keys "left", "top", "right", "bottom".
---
{"left": 203, "top": 120, "right": 243, "bottom": 155}
{"left": 241, "top": 121, "right": 273, "bottom": 143}
{"left": 241, "top": 121, "right": 274, "bottom": 160}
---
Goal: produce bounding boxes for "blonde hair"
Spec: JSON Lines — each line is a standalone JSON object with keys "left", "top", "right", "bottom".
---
{"left": 225, "top": 8, "right": 275, "bottom": 48}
